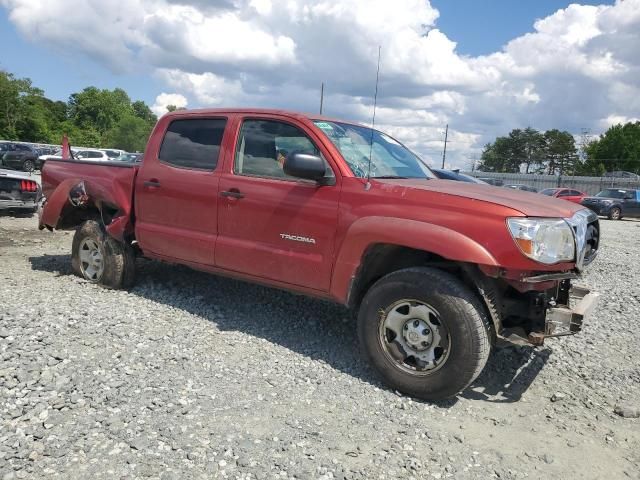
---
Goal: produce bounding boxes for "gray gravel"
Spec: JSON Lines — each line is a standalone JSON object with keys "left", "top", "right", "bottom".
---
{"left": 1, "top": 212, "right": 639, "bottom": 480}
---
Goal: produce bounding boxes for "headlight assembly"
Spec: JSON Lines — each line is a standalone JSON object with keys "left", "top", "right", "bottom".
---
{"left": 507, "top": 217, "right": 575, "bottom": 264}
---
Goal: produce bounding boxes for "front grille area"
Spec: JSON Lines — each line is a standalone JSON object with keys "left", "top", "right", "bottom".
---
{"left": 568, "top": 209, "right": 599, "bottom": 271}
{"left": 583, "top": 218, "right": 599, "bottom": 266}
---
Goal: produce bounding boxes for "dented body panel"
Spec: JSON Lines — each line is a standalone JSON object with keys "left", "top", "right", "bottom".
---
{"left": 40, "top": 159, "right": 138, "bottom": 241}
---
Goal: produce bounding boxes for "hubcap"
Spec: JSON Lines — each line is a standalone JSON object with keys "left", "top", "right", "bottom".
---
{"left": 379, "top": 300, "right": 450, "bottom": 376}
{"left": 612, "top": 209, "right": 620, "bottom": 219}
{"left": 79, "top": 238, "right": 104, "bottom": 282}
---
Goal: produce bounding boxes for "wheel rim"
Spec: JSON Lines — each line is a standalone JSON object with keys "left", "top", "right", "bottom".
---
{"left": 24, "top": 160, "right": 34, "bottom": 172}
{"left": 378, "top": 299, "right": 451, "bottom": 376}
{"left": 79, "top": 238, "right": 104, "bottom": 282}
{"left": 611, "top": 208, "right": 620, "bottom": 219}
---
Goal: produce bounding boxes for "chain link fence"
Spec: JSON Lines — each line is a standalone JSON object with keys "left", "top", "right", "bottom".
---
{"left": 465, "top": 171, "right": 640, "bottom": 195}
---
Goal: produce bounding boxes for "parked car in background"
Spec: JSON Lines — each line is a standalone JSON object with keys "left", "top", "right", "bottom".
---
{"left": 100, "top": 149, "right": 126, "bottom": 160}
{"left": 115, "top": 153, "right": 143, "bottom": 163}
{"left": 602, "top": 171, "right": 640, "bottom": 180}
{"left": 76, "top": 150, "right": 110, "bottom": 161}
{"left": 540, "top": 188, "right": 586, "bottom": 204}
{"left": 0, "top": 168, "right": 42, "bottom": 213}
{"left": 38, "top": 148, "right": 81, "bottom": 168}
{"left": 0, "top": 142, "right": 39, "bottom": 172}
{"left": 505, "top": 184, "right": 538, "bottom": 193}
{"left": 431, "top": 169, "right": 488, "bottom": 184}
{"left": 476, "top": 177, "right": 504, "bottom": 186}
{"left": 581, "top": 188, "right": 640, "bottom": 220}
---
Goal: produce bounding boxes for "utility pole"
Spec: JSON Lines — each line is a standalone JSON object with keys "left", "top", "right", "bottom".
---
{"left": 441, "top": 124, "right": 448, "bottom": 168}
{"left": 319, "top": 82, "right": 324, "bottom": 115}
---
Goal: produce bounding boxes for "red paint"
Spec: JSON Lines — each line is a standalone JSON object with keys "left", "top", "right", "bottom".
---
{"left": 41, "top": 108, "right": 590, "bottom": 305}
{"left": 543, "top": 188, "right": 586, "bottom": 204}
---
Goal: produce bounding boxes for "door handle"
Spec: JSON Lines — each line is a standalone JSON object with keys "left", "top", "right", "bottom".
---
{"left": 144, "top": 179, "right": 161, "bottom": 188}
{"left": 221, "top": 189, "right": 244, "bottom": 199}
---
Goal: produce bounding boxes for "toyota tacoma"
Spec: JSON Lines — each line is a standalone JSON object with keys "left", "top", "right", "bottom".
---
{"left": 38, "top": 109, "right": 600, "bottom": 400}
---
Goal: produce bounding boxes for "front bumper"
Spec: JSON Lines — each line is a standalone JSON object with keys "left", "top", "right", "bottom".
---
{"left": 529, "top": 286, "right": 599, "bottom": 345}
{"left": 500, "top": 285, "right": 599, "bottom": 347}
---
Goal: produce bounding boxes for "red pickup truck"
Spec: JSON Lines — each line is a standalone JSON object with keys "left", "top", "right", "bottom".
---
{"left": 39, "top": 108, "right": 600, "bottom": 400}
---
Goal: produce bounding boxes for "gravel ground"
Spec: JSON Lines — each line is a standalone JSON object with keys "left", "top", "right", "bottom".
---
{"left": 1, "top": 212, "right": 639, "bottom": 480}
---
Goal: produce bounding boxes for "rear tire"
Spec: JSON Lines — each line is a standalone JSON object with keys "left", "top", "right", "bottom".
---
{"left": 71, "top": 220, "right": 136, "bottom": 289}
{"left": 23, "top": 159, "right": 35, "bottom": 172}
{"left": 608, "top": 207, "right": 622, "bottom": 220}
{"left": 358, "top": 267, "right": 491, "bottom": 401}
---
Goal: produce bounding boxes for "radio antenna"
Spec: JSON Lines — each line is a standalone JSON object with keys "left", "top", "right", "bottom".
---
{"left": 366, "top": 46, "right": 382, "bottom": 186}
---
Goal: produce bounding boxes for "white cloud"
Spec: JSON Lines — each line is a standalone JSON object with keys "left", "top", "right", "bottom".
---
{"left": 151, "top": 92, "right": 188, "bottom": 116}
{"left": 3, "top": 0, "right": 640, "bottom": 168}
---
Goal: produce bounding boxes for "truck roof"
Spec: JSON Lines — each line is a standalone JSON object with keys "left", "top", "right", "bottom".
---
{"left": 163, "top": 108, "right": 364, "bottom": 127}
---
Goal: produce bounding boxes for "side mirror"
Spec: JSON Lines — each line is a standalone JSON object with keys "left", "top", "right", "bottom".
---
{"left": 284, "top": 152, "right": 330, "bottom": 183}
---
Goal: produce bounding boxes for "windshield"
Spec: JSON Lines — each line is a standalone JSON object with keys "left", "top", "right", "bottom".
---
{"left": 313, "top": 121, "right": 433, "bottom": 179}
{"left": 596, "top": 189, "right": 628, "bottom": 199}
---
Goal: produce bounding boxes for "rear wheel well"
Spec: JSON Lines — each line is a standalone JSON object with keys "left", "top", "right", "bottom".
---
{"left": 56, "top": 202, "right": 119, "bottom": 230}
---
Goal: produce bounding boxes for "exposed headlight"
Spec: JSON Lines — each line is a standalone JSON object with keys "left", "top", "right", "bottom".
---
{"left": 507, "top": 218, "right": 575, "bottom": 264}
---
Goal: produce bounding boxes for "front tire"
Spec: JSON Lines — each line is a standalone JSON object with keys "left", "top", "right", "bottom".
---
{"left": 608, "top": 207, "right": 622, "bottom": 220}
{"left": 358, "top": 267, "right": 491, "bottom": 401}
{"left": 71, "top": 220, "right": 136, "bottom": 289}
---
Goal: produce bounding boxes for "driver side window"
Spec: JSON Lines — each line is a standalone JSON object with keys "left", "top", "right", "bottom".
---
{"left": 235, "top": 119, "right": 320, "bottom": 179}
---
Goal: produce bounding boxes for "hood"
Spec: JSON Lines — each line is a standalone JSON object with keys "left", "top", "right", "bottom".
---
{"left": 0, "top": 168, "right": 39, "bottom": 182}
{"left": 376, "top": 178, "right": 583, "bottom": 218}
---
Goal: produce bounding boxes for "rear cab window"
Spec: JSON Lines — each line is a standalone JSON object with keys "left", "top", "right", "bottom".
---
{"left": 159, "top": 118, "right": 227, "bottom": 170}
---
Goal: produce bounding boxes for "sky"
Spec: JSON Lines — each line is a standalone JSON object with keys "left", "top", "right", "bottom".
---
{"left": 1, "top": 0, "right": 639, "bottom": 169}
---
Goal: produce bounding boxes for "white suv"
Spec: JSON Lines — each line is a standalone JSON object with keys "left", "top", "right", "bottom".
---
{"left": 76, "top": 150, "right": 110, "bottom": 161}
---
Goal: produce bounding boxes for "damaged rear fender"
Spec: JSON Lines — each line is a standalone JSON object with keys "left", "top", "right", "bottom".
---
{"left": 39, "top": 177, "right": 134, "bottom": 242}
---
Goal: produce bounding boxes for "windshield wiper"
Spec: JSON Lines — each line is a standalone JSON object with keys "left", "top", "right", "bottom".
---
{"left": 373, "top": 175, "right": 410, "bottom": 179}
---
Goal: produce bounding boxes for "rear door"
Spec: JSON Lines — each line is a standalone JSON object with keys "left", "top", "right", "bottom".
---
{"left": 135, "top": 116, "right": 229, "bottom": 265}
{"left": 216, "top": 116, "right": 341, "bottom": 291}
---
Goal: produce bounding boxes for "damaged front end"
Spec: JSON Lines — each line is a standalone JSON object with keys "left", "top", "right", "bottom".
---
{"left": 498, "top": 280, "right": 600, "bottom": 347}
{"left": 474, "top": 209, "right": 600, "bottom": 347}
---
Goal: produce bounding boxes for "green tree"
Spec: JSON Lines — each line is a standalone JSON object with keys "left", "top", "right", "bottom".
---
{"left": 105, "top": 114, "right": 153, "bottom": 152}
{"left": 478, "top": 127, "right": 545, "bottom": 173}
{"left": 0, "top": 70, "right": 44, "bottom": 139}
{"left": 581, "top": 122, "right": 640, "bottom": 175}
{"left": 68, "top": 87, "right": 132, "bottom": 136}
{"left": 543, "top": 129, "right": 578, "bottom": 175}
{"left": 132, "top": 100, "right": 157, "bottom": 123}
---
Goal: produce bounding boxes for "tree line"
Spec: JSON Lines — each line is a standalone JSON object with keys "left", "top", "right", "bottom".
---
{"left": 477, "top": 123, "right": 640, "bottom": 176}
{"left": 0, "top": 70, "right": 158, "bottom": 152}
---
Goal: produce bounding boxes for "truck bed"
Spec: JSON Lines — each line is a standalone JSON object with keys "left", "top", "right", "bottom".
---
{"left": 40, "top": 159, "right": 139, "bottom": 240}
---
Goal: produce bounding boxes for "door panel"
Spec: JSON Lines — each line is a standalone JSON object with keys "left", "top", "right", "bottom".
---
{"left": 135, "top": 117, "right": 228, "bottom": 265}
{"left": 216, "top": 118, "right": 340, "bottom": 291}
{"left": 217, "top": 176, "right": 340, "bottom": 290}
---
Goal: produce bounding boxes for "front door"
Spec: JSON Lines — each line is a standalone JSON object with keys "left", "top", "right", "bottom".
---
{"left": 135, "top": 116, "right": 228, "bottom": 265}
{"left": 216, "top": 118, "right": 341, "bottom": 291}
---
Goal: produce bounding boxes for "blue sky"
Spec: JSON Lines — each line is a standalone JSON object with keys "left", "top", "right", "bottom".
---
{"left": 431, "top": 0, "right": 608, "bottom": 56}
{"left": 1, "top": 1, "right": 610, "bottom": 104}
{"left": 0, "top": 14, "right": 158, "bottom": 104}
{"left": 1, "top": 0, "right": 636, "bottom": 168}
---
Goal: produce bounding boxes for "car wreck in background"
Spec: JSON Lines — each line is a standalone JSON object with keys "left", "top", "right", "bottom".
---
{"left": 0, "top": 168, "right": 41, "bottom": 214}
